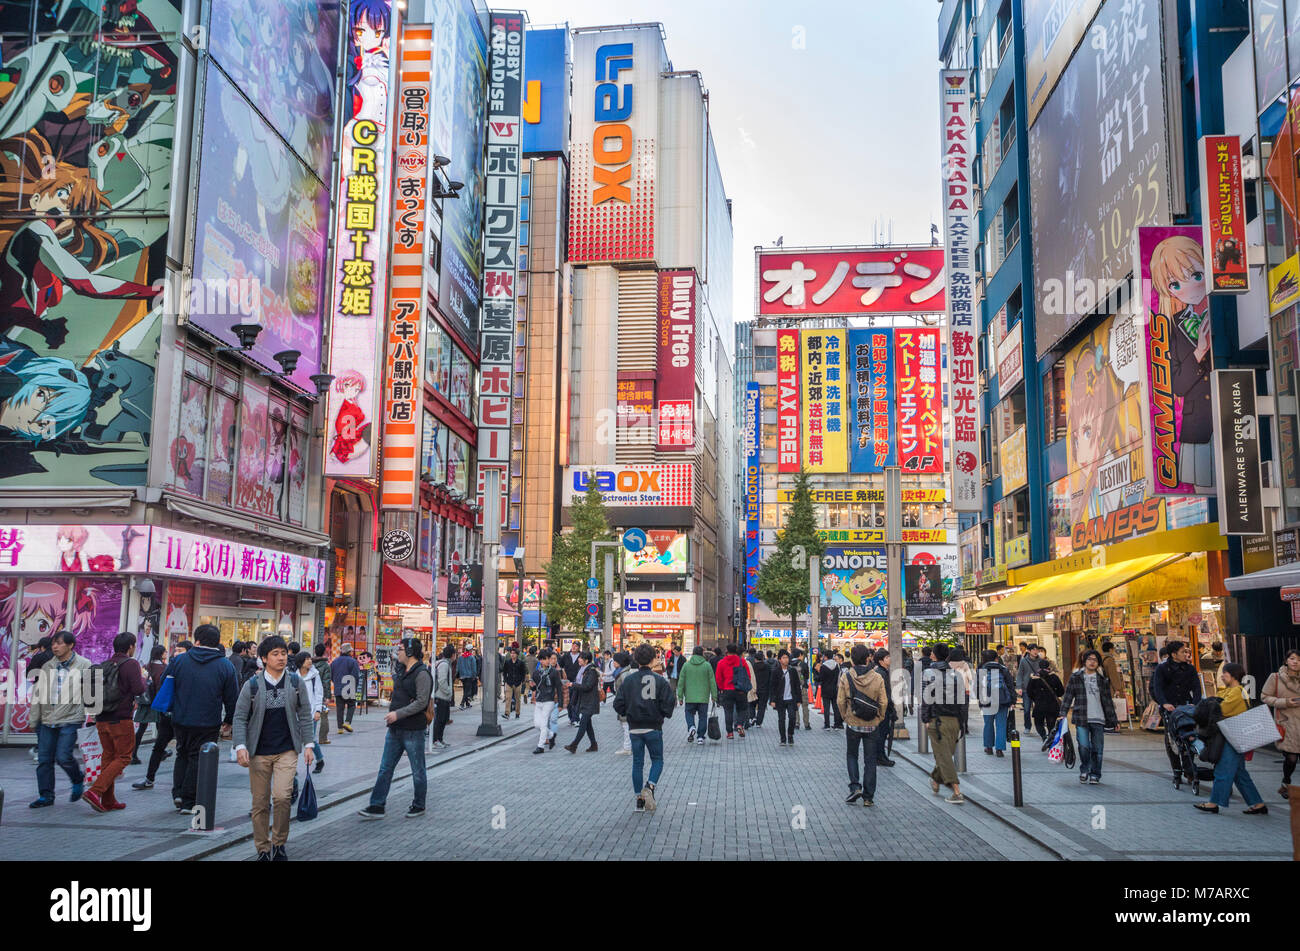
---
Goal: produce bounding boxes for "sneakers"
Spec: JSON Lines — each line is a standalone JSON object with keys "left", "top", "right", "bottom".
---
{"left": 173, "top": 796, "right": 183, "bottom": 809}
{"left": 108, "top": 801, "right": 126, "bottom": 811}
{"left": 313, "top": 761, "right": 324, "bottom": 774}
{"left": 635, "top": 795, "right": 645, "bottom": 813}
{"left": 779, "top": 740, "right": 787, "bottom": 747}
{"left": 615, "top": 748, "right": 631, "bottom": 755}
{"left": 547, "top": 736, "right": 556, "bottom": 750}
{"left": 804, "top": 725, "right": 812, "bottom": 731}
{"left": 1088, "top": 776, "right": 1100, "bottom": 785}
{"left": 736, "top": 726, "right": 746, "bottom": 738}
{"left": 271, "top": 845, "right": 288, "bottom": 861}
{"left": 405, "top": 806, "right": 426, "bottom": 818}
{"left": 29, "top": 796, "right": 54, "bottom": 808}
{"left": 642, "top": 782, "right": 657, "bottom": 812}
{"left": 256, "top": 851, "right": 272, "bottom": 862}
{"left": 69, "top": 783, "right": 84, "bottom": 803}
{"left": 727, "top": 732, "right": 734, "bottom": 739}
{"left": 861, "top": 797, "right": 875, "bottom": 807}
{"left": 1079, "top": 773, "right": 1089, "bottom": 784}
{"left": 342, "top": 723, "right": 354, "bottom": 733}
{"left": 686, "top": 728, "right": 697, "bottom": 744}
{"left": 695, "top": 737, "right": 705, "bottom": 745}
{"left": 321, "top": 738, "right": 331, "bottom": 745}
{"left": 82, "top": 789, "right": 106, "bottom": 813}
{"left": 132, "top": 779, "right": 154, "bottom": 790}
{"left": 432, "top": 740, "right": 448, "bottom": 750}
{"left": 532, "top": 747, "right": 546, "bottom": 755}
{"left": 945, "top": 792, "right": 965, "bottom": 804}
{"left": 357, "top": 805, "right": 385, "bottom": 819}
{"left": 845, "top": 786, "right": 863, "bottom": 804}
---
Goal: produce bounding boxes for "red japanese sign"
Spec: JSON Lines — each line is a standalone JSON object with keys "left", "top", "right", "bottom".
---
{"left": 617, "top": 373, "right": 655, "bottom": 433}
{"left": 895, "top": 328, "right": 944, "bottom": 474}
{"left": 656, "top": 270, "right": 696, "bottom": 451}
{"left": 757, "top": 247, "right": 946, "bottom": 317}
{"left": 1199, "top": 135, "right": 1249, "bottom": 294}
{"left": 777, "top": 329, "right": 801, "bottom": 472}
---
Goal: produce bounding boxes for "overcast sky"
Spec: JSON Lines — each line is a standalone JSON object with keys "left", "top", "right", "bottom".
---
{"left": 511, "top": 0, "right": 943, "bottom": 330}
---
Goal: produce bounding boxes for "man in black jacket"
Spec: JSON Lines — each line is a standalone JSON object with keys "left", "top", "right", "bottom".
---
{"left": 502, "top": 648, "right": 527, "bottom": 719}
{"left": 870, "top": 649, "right": 897, "bottom": 766}
{"left": 1150, "top": 639, "right": 1204, "bottom": 780}
{"left": 358, "top": 639, "right": 433, "bottom": 820}
{"left": 613, "top": 643, "right": 676, "bottom": 812}
{"left": 920, "top": 643, "right": 968, "bottom": 804}
{"left": 819, "top": 652, "right": 845, "bottom": 730}
{"left": 563, "top": 651, "right": 601, "bottom": 753}
{"left": 531, "top": 650, "right": 563, "bottom": 753}
{"left": 748, "top": 650, "right": 770, "bottom": 727}
{"left": 793, "top": 650, "right": 812, "bottom": 730}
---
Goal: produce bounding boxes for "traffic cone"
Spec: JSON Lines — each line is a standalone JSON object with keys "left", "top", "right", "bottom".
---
{"left": 811, "top": 685, "right": 822, "bottom": 712}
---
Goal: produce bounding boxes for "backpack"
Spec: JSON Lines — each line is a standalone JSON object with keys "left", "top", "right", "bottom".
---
{"left": 981, "top": 666, "right": 1012, "bottom": 708}
{"left": 731, "top": 658, "right": 751, "bottom": 693}
{"left": 93, "top": 658, "right": 125, "bottom": 712}
{"left": 248, "top": 671, "right": 301, "bottom": 699}
{"left": 846, "top": 668, "right": 881, "bottom": 721}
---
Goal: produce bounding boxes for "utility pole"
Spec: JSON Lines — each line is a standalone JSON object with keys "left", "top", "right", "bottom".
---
{"left": 886, "top": 465, "right": 909, "bottom": 740}
{"left": 478, "top": 468, "right": 502, "bottom": 737}
{"left": 809, "top": 555, "right": 821, "bottom": 661}
{"left": 590, "top": 539, "right": 623, "bottom": 651}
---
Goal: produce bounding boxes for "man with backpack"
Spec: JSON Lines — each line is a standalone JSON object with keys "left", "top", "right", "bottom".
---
{"left": 160, "top": 624, "right": 239, "bottom": 814}
{"left": 330, "top": 643, "right": 361, "bottom": 732}
{"left": 358, "top": 638, "right": 433, "bottom": 820}
{"left": 714, "top": 643, "right": 750, "bottom": 739}
{"left": 311, "top": 643, "right": 333, "bottom": 745}
{"left": 976, "top": 649, "right": 1016, "bottom": 758}
{"left": 921, "top": 643, "right": 968, "bottom": 805}
{"left": 613, "top": 643, "right": 676, "bottom": 812}
{"left": 837, "top": 643, "right": 889, "bottom": 806}
{"left": 81, "top": 632, "right": 147, "bottom": 813}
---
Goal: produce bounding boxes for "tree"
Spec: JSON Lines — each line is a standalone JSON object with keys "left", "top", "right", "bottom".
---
{"left": 754, "top": 468, "right": 824, "bottom": 653}
{"left": 912, "top": 611, "right": 957, "bottom": 650}
{"left": 543, "top": 479, "right": 615, "bottom": 643}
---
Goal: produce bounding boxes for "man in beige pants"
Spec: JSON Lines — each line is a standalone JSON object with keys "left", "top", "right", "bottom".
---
{"left": 233, "top": 635, "right": 315, "bottom": 861}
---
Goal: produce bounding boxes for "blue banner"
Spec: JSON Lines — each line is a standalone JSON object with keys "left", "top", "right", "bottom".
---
{"left": 848, "top": 328, "right": 896, "bottom": 473}
{"left": 745, "top": 382, "right": 762, "bottom": 603}
{"left": 523, "top": 28, "right": 570, "bottom": 156}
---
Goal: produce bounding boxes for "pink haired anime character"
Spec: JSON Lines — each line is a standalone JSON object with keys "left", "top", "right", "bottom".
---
{"left": 0, "top": 580, "right": 96, "bottom": 717}
{"left": 329, "top": 370, "right": 370, "bottom": 464}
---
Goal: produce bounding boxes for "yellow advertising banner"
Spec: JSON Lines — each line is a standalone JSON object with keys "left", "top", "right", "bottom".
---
{"left": 801, "top": 329, "right": 849, "bottom": 473}
{"left": 1268, "top": 252, "right": 1300, "bottom": 315}
{"left": 779, "top": 488, "right": 946, "bottom": 504}
{"left": 1001, "top": 426, "right": 1028, "bottom": 493}
{"left": 817, "top": 528, "right": 949, "bottom": 545}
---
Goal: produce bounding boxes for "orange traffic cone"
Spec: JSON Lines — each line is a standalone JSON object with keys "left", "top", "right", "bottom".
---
{"left": 811, "top": 684, "right": 822, "bottom": 712}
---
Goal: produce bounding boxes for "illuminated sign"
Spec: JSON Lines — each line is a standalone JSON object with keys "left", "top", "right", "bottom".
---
{"left": 0, "top": 525, "right": 149, "bottom": 574}
{"left": 563, "top": 465, "right": 694, "bottom": 507}
{"left": 1199, "top": 135, "right": 1248, "bottom": 294}
{"left": 623, "top": 592, "right": 695, "bottom": 625}
{"left": 801, "top": 329, "right": 849, "bottom": 473}
{"left": 745, "top": 382, "right": 761, "bottom": 604}
{"left": 757, "top": 248, "right": 946, "bottom": 317}
{"left": 150, "top": 527, "right": 326, "bottom": 594}
{"left": 777, "top": 329, "right": 801, "bottom": 472}
{"left": 656, "top": 270, "right": 696, "bottom": 450}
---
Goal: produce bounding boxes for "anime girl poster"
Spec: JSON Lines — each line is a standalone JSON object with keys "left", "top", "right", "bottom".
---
{"left": 0, "top": 577, "right": 97, "bottom": 732}
{"left": 169, "top": 374, "right": 208, "bottom": 495}
{"left": 1063, "top": 312, "right": 1149, "bottom": 537}
{"left": 205, "top": 390, "right": 238, "bottom": 505}
{"left": 234, "top": 383, "right": 271, "bottom": 516}
{"left": 74, "top": 577, "right": 122, "bottom": 664}
{"left": 1136, "top": 226, "right": 1216, "bottom": 496}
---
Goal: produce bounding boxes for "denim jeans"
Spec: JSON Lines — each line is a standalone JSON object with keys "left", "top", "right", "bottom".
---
{"left": 684, "top": 702, "right": 709, "bottom": 735}
{"left": 1075, "top": 722, "right": 1106, "bottom": 778}
{"left": 846, "top": 727, "right": 880, "bottom": 798}
{"left": 368, "top": 727, "right": 428, "bottom": 811}
{"left": 982, "top": 707, "right": 1009, "bottom": 751}
{"left": 629, "top": 729, "right": 664, "bottom": 794}
{"left": 36, "top": 723, "right": 83, "bottom": 798}
{"left": 1210, "top": 741, "right": 1264, "bottom": 808}
{"left": 432, "top": 699, "right": 451, "bottom": 743}
{"left": 572, "top": 710, "right": 596, "bottom": 746}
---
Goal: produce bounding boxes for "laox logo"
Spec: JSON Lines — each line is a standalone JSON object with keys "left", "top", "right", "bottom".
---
{"left": 592, "top": 42, "right": 634, "bottom": 204}
{"left": 625, "top": 596, "right": 681, "bottom": 613}
{"left": 573, "top": 469, "right": 660, "bottom": 493}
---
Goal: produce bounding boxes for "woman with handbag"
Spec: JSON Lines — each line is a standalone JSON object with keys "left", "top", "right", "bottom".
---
{"left": 1261, "top": 650, "right": 1300, "bottom": 800}
{"left": 1194, "top": 663, "right": 1268, "bottom": 815}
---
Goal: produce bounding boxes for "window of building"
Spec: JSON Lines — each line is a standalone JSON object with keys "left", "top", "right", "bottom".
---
{"left": 754, "top": 345, "right": 777, "bottom": 373}
{"left": 1044, "top": 361, "right": 1067, "bottom": 445}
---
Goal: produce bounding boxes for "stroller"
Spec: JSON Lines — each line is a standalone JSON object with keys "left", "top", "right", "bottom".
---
{"left": 1162, "top": 705, "right": 1215, "bottom": 795}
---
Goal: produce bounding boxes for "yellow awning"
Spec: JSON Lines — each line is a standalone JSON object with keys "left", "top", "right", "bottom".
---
{"left": 971, "top": 553, "right": 1187, "bottom": 620}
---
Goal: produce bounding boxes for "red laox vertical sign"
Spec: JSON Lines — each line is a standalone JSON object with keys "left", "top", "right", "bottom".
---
{"left": 381, "top": 25, "right": 432, "bottom": 510}
{"left": 1199, "top": 135, "right": 1249, "bottom": 294}
{"left": 476, "top": 12, "right": 525, "bottom": 528}
{"left": 942, "top": 68, "right": 979, "bottom": 510}
{"left": 656, "top": 270, "right": 696, "bottom": 451}
{"left": 777, "top": 329, "right": 801, "bottom": 472}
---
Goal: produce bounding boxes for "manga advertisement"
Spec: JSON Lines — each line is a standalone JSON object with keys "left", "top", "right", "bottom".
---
{"left": 819, "top": 547, "right": 888, "bottom": 622}
{"left": 1136, "top": 226, "right": 1216, "bottom": 496}
{"left": 0, "top": 1, "right": 179, "bottom": 486}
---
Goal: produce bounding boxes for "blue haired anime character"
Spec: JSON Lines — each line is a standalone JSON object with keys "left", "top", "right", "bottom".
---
{"left": 347, "top": 0, "right": 391, "bottom": 124}
{"left": 0, "top": 341, "right": 93, "bottom": 477}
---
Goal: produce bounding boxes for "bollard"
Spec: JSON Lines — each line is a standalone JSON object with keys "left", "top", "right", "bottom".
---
{"left": 1010, "top": 729, "right": 1024, "bottom": 807}
{"left": 956, "top": 727, "right": 967, "bottom": 774}
{"left": 0, "top": 783, "right": 5, "bottom": 825}
{"left": 917, "top": 713, "right": 929, "bottom": 754}
{"left": 194, "top": 741, "right": 219, "bottom": 831}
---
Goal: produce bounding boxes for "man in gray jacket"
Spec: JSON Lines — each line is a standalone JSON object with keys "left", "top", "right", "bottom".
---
{"left": 358, "top": 638, "right": 433, "bottom": 819}
{"left": 29, "top": 631, "right": 92, "bottom": 809}
{"left": 232, "top": 635, "right": 315, "bottom": 861}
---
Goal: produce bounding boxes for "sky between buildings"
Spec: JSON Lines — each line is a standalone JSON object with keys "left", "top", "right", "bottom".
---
{"left": 512, "top": 0, "right": 944, "bottom": 331}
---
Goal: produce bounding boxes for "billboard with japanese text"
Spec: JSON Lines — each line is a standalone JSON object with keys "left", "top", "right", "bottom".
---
{"left": 1029, "top": 0, "right": 1170, "bottom": 359}
{"left": 1023, "top": 0, "right": 1106, "bottom": 127}
{"left": 800, "top": 329, "right": 849, "bottom": 473}
{"left": 895, "top": 328, "right": 944, "bottom": 473}
{"left": 656, "top": 270, "right": 697, "bottom": 451}
{"left": 1199, "top": 135, "right": 1249, "bottom": 294}
{"left": 745, "top": 382, "right": 761, "bottom": 603}
{"left": 847, "top": 328, "right": 895, "bottom": 473}
{"left": 757, "top": 248, "right": 945, "bottom": 317}
{"left": 325, "top": 0, "right": 395, "bottom": 478}
{"left": 568, "top": 26, "right": 664, "bottom": 264}
{"left": 777, "top": 329, "right": 801, "bottom": 472}
{"left": 820, "top": 547, "right": 888, "bottom": 621}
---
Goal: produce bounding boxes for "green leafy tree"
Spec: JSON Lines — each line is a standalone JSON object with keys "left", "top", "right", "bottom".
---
{"left": 755, "top": 468, "right": 824, "bottom": 652}
{"left": 543, "top": 479, "right": 615, "bottom": 642}
{"left": 911, "top": 611, "right": 957, "bottom": 650}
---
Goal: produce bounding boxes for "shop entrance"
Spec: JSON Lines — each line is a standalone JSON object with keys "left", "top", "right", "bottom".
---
{"left": 199, "top": 607, "right": 274, "bottom": 648}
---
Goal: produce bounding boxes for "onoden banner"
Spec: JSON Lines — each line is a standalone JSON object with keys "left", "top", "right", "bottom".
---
{"left": 801, "top": 329, "right": 849, "bottom": 473}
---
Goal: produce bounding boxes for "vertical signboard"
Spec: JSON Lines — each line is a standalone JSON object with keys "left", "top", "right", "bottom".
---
{"left": 568, "top": 27, "right": 661, "bottom": 264}
{"left": 942, "top": 68, "right": 980, "bottom": 510}
{"left": 381, "top": 25, "right": 432, "bottom": 509}
{"left": 848, "top": 328, "right": 895, "bottom": 473}
{"left": 1212, "top": 370, "right": 1264, "bottom": 535}
{"left": 745, "top": 383, "right": 762, "bottom": 604}
{"left": 476, "top": 12, "right": 525, "bottom": 525}
{"left": 1199, "top": 135, "right": 1249, "bottom": 294}
{"left": 523, "top": 27, "right": 570, "bottom": 155}
{"left": 1136, "top": 226, "right": 1214, "bottom": 496}
{"left": 801, "top": 330, "right": 849, "bottom": 474}
{"left": 656, "top": 270, "right": 697, "bottom": 451}
{"left": 895, "top": 328, "right": 944, "bottom": 474}
{"left": 326, "top": 0, "right": 395, "bottom": 478}
{"left": 777, "top": 329, "right": 802, "bottom": 472}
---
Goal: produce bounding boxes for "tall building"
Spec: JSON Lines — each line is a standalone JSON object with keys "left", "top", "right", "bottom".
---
{"left": 562, "top": 24, "right": 737, "bottom": 651}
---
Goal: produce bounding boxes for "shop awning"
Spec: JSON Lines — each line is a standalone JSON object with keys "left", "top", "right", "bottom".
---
{"left": 970, "top": 553, "right": 1187, "bottom": 620}
{"left": 383, "top": 565, "right": 433, "bottom": 605}
{"left": 1224, "top": 562, "right": 1300, "bottom": 591}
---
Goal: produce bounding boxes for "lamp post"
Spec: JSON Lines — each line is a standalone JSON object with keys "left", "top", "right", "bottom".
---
{"left": 590, "top": 539, "right": 624, "bottom": 652}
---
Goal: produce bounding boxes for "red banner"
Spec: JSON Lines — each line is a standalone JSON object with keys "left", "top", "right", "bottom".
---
{"left": 1200, "top": 135, "right": 1249, "bottom": 294}
{"left": 895, "top": 328, "right": 944, "bottom": 473}
{"left": 656, "top": 270, "right": 696, "bottom": 450}
{"left": 777, "top": 329, "right": 801, "bottom": 472}
{"left": 757, "top": 247, "right": 946, "bottom": 317}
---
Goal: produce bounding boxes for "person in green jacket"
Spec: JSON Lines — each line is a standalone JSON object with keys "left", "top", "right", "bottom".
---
{"left": 676, "top": 646, "right": 718, "bottom": 745}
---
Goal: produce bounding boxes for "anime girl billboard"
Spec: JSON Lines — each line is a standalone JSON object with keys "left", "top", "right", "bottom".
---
{"left": 1136, "top": 226, "right": 1216, "bottom": 497}
{"left": 0, "top": 1, "right": 177, "bottom": 486}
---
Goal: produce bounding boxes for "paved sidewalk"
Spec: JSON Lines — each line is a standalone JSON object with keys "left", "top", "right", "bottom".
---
{"left": 0, "top": 700, "right": 531, "bottom": 861}
{"left": 198, "top": 705, "right": 1058, "bottom": 862}
{"left": 894, "top": 713, "right": 1294, "bottom": 861}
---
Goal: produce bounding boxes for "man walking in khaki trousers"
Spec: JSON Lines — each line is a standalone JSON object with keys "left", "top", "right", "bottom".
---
{"left": 920, "top": 643, "right": 968, "bottom": 805}
{"left": 233, "top": 635, "right": 315, "bottom": 861}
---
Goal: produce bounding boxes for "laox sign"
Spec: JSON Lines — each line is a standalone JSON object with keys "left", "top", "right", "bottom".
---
{"left": 573, "top": 468, "right": 660, "bottom": 493}
{"left": 592, "top": 43, "right": 634, "bottom": 204}
{"left": 625, "top": 596, "right": 683, "bottom": 613}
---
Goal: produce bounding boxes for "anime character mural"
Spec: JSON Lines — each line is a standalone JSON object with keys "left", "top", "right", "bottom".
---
{"left": 0, "top": 1, "right": 178, "bottom": 487}
{"left": 347, "top": 0, "right": 392, "bottom": 129}
{"left": 1138, "top": 227, "right": 1215, "bottom": 496}
{"left": 329, "top": 370, "right": 371, "bottom": 465}
{"left": 0, "top": 577, "right": 95, "bottom": 732}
